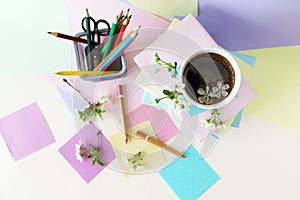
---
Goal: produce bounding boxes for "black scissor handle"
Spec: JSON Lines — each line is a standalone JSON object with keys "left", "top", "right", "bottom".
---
{"left": 95, "top": 19, "right": 111, "bottom": 36}
{"left": 81, "top": 16, "right": 96, "bottom": 33}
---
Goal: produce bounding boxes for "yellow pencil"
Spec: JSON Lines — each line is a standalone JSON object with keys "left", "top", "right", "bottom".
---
{"left": 55, "top": 70, "right": 119, "bottom": 76}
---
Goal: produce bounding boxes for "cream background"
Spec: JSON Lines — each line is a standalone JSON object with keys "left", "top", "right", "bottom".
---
{"left": 0, "top": 1, "right": 299, "bottom": 199}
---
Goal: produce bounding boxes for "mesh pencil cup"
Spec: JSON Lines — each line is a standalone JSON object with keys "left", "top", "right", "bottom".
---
{"left": 73, "top": 31, "right": 127, "bottom": 82}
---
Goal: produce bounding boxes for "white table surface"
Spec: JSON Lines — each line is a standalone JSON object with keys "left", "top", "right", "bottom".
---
{"left": 0, "top": 1, "right": 300, "bottom": 200}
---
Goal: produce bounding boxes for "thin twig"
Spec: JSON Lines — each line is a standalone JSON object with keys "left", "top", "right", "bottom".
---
{"left": 62, "top": 79, "right": 92, "bottom": 105}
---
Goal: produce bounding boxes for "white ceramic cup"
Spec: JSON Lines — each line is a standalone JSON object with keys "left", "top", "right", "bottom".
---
{"left": 179, "top": 48, "right": 241, "bottom": 109}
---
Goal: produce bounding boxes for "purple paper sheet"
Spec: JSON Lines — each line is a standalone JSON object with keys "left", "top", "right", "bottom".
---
{"left": 195, "top": 0, "right": 300, "bottom": 50}
{"left": 58, "top": 122, "right": 116, "bottom": 183}
{"left": 0, "top": 102, "right": 55, "bottom": 161}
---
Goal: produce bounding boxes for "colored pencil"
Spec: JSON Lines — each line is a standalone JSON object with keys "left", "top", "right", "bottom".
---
{"left": 93, "top": 26, "right": 140, "bottom": 72}
{"left": 48, "top": 32, "right": 99, "bottom": 46}
{"left": 118, "top": 85, "right": 129, "bottom": 144}
{"left": 116, "top": 8, "right": 130, "bottom": 33}
{"left": 113, "top": 18, "right": 128, "bottom": 49}
{"left": 55, "top": 70, "right": 119, "bottom": 76}
{"left": 116, "top": 10, "right": 123, "bottom": 23}
{"left": 101, "top": 17, "right": 118, "bottom": 60}
{"left": 136, "top": 131, "right": 186, "bottom": 158}
{"left": 85, "top": 8, "right": 93, "bottom": 71}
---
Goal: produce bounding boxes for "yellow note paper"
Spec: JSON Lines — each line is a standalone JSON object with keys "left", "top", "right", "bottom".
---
{"left": 128, "top": 0, "right": 198, "bottom": 16}
{"left": 239, "top": 46, "right": 300, "bottom": 134}
{"left": 109, "top": 121, "right": 166, "bottom": 174}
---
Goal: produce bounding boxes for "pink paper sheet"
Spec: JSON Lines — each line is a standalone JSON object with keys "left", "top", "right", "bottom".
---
{"left": 126, "top": 104, "right": 179, "bottom": 142}
{"left": 40, "top": 0, "right": 171, "bottom": 114}
{"left": 134, "top": 15, "right": 257, "bottom": 140}
{"left": 58, "top": 122, "right": 115, "bottom": 183}
{"left": 65, "top": 0, "right": 171, "bottom": 71}
{"left": 0, "top": 103, "right": 55, "bottom": 161}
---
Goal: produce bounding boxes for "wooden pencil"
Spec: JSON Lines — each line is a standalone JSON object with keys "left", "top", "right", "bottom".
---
{"left": 136, "top": 131, "right": 186, "bottom": 158}
{"left": 118, "top": 85, "right": 129, "bottom": 144}
{"left": 48, "top": 32, "right": 99, "bottom": 46}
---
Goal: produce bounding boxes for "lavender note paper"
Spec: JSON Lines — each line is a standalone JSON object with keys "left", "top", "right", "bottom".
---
{"left": 58, "top": 122, "right": 116, "bottom": 183}
{"left": 0, "top": 102, "right": 55, "bottom": 161}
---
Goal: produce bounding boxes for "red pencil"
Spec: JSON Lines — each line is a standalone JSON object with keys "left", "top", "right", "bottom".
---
{"left": 113, "top": 18, "right": 128, "bottom": 49}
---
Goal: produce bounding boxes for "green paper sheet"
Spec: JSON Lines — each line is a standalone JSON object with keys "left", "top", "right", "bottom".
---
{"left": 239, "top": 46, "right": 300, "bottom": 134}
{"left": 128, "top": 0, "right": 198, "bottom": 16}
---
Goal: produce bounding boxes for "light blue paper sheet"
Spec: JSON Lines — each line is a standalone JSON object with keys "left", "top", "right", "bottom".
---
{"left": 159, "top": 145, "right": 220, "bottom": 200}
{"left": 57, "top": 88, "right": 87, "bottom": 113}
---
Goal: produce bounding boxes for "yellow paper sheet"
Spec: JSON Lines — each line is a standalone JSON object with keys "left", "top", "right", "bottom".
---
{"left": 239, "top": 46, "right": 300, "bottom": 134}
{"left": 128, "top": 0, "right": 198, "bottom": 16}
{"left": 109, "top": 121, "right": 166, "bottom": 173}
{"left": 168, "top": 18, "right": 181, "bottom": 29}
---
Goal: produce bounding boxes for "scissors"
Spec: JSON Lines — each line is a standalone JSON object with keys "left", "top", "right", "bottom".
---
{"left": 81, "top": 16, "right": 111, "bottom": 45}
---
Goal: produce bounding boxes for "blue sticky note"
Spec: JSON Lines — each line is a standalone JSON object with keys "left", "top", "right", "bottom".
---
{"left": 229, "top": 51, "right": 256, "bottom": 67}
{"left": 231, "top": 109, "right": 244, "bottom": 128}
{"left": 159, "top": 145, "right": 220, "bottom": 200}
{"left": 142, "top": 91, "right": 153, "bottom": 106}
{"left": 57, "top": 88, "right": 87, "bottom": 113}
{"left": 188, "top": 104, "right": 206, "bottom": 117}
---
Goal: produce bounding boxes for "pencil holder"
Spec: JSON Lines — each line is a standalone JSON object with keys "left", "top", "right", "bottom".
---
{"left": 73, "top": 31, "right": 127, "bottom": 82}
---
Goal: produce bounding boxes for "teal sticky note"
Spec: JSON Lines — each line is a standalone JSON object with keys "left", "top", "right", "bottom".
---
{"left": 231, "top": 109, "right": 244, "bottom": 128}
{"left": 159, "top": 145, "right": 220, "bottom": 200}
{"left": 229, "top": 51, "right": 256, "bottom": 67}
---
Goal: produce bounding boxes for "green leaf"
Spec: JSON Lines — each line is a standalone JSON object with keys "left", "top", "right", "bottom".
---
{"left": 92, "top": 159, "right": 96, "bottom": 165}
{"left": 155, "top": 98, "right": 160, "bottom": 104}
{"left": 168, "top": 93, "right": 175, "bottom": 99}
{"left": 97, "top": 159, "right": 105, "bottom": 166}
{"left": 163, "top": 89, "right": 171, "bottom": 95}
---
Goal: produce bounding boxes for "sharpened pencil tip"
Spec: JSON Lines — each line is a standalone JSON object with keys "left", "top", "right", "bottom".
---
{"left": 181, "top": 155, "right": 186, "bottom": 158}
{"left": 48, "top": 32, "right": 58, "bottom": 36}
{"left": 125, "top": 138, "right": 128, "bottom": 144}
{"left": 86, "top": 8, "right": 90, "bottom": 17}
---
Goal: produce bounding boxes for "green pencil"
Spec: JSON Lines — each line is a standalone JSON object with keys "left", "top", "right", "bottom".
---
{"left": 85, "top": 8, "right": 93, "bottom": 71}
{"left": 101, "top": 17, "right": 118, "bottom": 60}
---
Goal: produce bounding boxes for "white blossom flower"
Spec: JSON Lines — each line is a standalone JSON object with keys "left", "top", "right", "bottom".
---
{"left": 174, "top": 82, "right": 185, "bottom": 93}
{"left": 197, "top": 86, "right": 213, "bottom": 104}
{"left": 74, "top": 141, "right": 83, "bottom": 163}
{"left": 135, "top": 165, "right": 145, "bottom": 171}
{"left": 211, "top": 81, "right": 230, "bottom": 98}
{"left": 122, "top": 156, "right": 129, "bottom": 166}
{"left": 200, "top": 119, "right": 216, "bottom": 130}
{"left": 216, "top": 123, "right": 227, "bottom": 131}
{"left": 97, "top": 93, "right": 110, "bottom": 105}
{"left": 200, "top": 109, "right": 226, "bottom": 131}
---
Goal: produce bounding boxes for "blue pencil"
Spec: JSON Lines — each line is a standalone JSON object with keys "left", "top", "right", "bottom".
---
{"left": 92, "top": 26, "right": 140, "bottom": 72}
